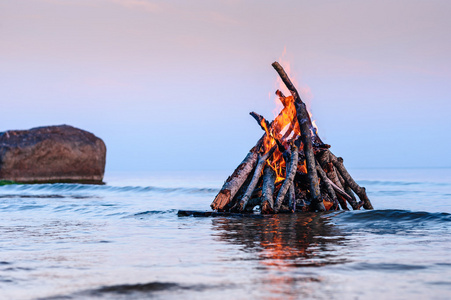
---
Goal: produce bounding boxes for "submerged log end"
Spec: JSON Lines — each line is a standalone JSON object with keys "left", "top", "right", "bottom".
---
{"left": 210, "top": 190, "right": 231, "bottom": 211}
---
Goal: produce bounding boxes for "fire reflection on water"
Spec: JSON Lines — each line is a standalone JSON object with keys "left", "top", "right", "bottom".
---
{"left": 211, "top": 212, "right": 350, "bottom": 297}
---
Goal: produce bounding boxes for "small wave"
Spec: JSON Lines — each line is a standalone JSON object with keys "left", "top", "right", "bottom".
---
{"left": 350, "top": 262, "right": 428, "bottom": 271}
{"left": 359, "top": 180, "right": 451, "bottom": 187}
{"left": 0, "top": 194, "right": 95, "bottom": 199}
{"left": 131, "top": 209, "right": 178, "bottom": 217}
{"left": 333, "top": 209, "right": 451, "bottom": 235}
{"left": 337, "top": 209, "right": 451, "bottom": 224}
{"left": 0, "top": 183, "right": 219, "bottom": 197}
{"left": 93, "top": 282, "right": 182, "bottom": 294}
{"left": 39, "top": 281, "right": 215, "bottom": 299}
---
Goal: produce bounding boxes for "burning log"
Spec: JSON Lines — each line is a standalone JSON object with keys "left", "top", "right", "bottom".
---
{"left": 271, "top": 62, "right": 325, "bottom": 212}
{"left": 274, "top": 143, "right": 299, "bottom": 212}
{"left": 249, "top": 112, "right": 270, "bottom": 133}
{"left": 209, "top": 61, "right": 373, "bottom": 214}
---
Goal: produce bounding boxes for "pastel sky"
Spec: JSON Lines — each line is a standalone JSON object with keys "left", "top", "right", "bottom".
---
{"left": 2, "top": 0, "right": 451, "bottom": 172}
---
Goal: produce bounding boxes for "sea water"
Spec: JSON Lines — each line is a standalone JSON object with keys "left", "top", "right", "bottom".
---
{"left": 0, "top": 168, "right": 450, "bottom": 299}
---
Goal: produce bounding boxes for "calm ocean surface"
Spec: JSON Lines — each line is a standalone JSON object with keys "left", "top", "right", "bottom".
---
{"left": 1, "top": 168, "right": 450, "bottom": 299}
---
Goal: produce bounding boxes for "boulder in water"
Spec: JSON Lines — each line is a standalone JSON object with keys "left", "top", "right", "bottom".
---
{"left": 0, "top": 125, "right": 106, "bottom": 184}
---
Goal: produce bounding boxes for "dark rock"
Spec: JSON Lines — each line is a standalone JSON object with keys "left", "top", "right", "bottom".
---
{"left": 0, "top": 125, "right": 106, "bottom": 184}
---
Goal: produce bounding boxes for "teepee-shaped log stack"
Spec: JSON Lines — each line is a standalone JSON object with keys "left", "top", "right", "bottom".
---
{"left": 210, "top": 62, "right": 373, "bottom": 213}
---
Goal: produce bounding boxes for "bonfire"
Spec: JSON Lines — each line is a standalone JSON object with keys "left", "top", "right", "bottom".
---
{"left": 182, "top": 62, "right": 373, "bottom": 216}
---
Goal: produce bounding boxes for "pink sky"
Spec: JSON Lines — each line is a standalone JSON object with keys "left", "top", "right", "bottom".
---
{"left": 2, "top": 0, "right": 451, "bottom": 171}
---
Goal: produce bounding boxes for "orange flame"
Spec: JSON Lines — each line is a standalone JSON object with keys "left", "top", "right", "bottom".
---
{"left": 262, "top": 51, "right": 318, "bottom": 184}
{"left": 262, "top": 95, "right": 302, "bottom": 183}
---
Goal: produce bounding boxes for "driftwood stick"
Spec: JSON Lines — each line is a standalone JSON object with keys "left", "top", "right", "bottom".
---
{"left": 317, "top": 150, "right": 350, "bottom": 210}
{"left": 210, "top": 140, "right": 261, "bottom": 211}
{"left": 288, "top": 183, "right": 296, "bottom": 212}
{"left": 276, "top": 89, "right": 286, "bottom": 98}
{"left": 327, "top": 177, "right": 352, "bottom": 202}
{"left": 249, "top": 112, "right": 271, "bottom": 134}
{"left": 226, "top": 166, "right": 254, "bottom": 210}
{"left": 249, "top": 112, "right": 287, "bottom": 158}
{"left": 272, "top": 61, "right": 325, "bottom": 211}
{"left": 330, "top": 154, "right": 374, "bottom": 210}
{"left": 316, "top": 163, "right": 339, "bottom": 210}
{"left": 261, "top": 165, "right": 276, "bottom": 214}
{"left": 343, "top": 185, "right": 360, "bottom": 209}
{"left": 274, "top": 144, "right": 299, "bottom": 212}
{"left": 335, "top": 167, "right": 360, "bottom": 209}
{"left": 236, "top": 146, "right": 276, "bottom": 212}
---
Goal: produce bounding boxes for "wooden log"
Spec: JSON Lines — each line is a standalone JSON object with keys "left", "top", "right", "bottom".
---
{"left": 235, "top": 145, "right": 276, "bottom": 212}
{"left": 317, "top": 152, "right": 349, "bottom": 210}
{"left": 272, "top": 61, "right": 325, "bottom": 211}
{"left": 210, "top": 139, "right": 261, "bottom": 211}
{"left": 274, "top": 143, "right": 299, "bottom": 212}
{"left": 250, "top": 112, "right": 271, "bottom": 134}
{"left": 288, "top": 183, "right": 296, "bottom": 212}
{"left": 226, "top": 166, "right": 255, "bottom": 211}
{"left": 178, "top": 210, "right": 266, "bottom": 218}
{"left": 316, "top": 163, "right": 339, "bottom": 210}
{"left": 334, "top": 166, "right": 361, "bottom": 210}
{"left": 276, "top": 89, "right": 286, "bottom": 98}
{"left": 261, "top": 165, "right": 276, "bottom": 214}
{"left": 330, "top": 153, "right": 374, "bottom": 210}
{"left": 326, "top": 176, "right": 353, "bottom": 202}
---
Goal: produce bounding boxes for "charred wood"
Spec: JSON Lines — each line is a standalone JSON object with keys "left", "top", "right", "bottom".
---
{"left": 272, "top": 61, "right": 325, "bottom": 212}
{"left": 249, "top": 112, "right": 271, "bottom": 133}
